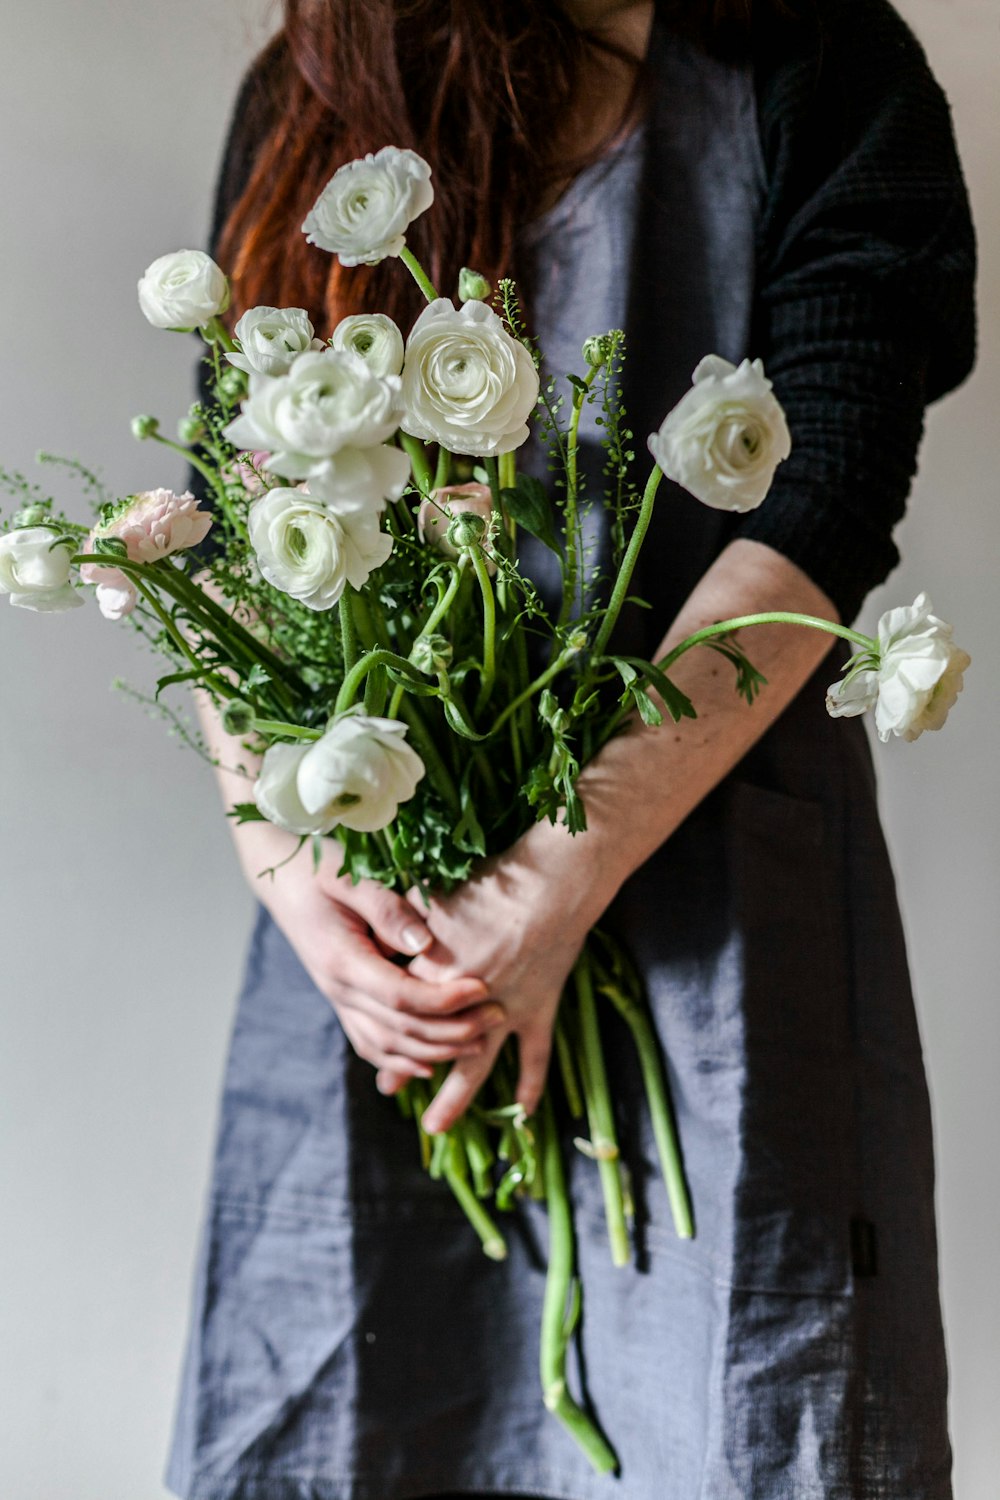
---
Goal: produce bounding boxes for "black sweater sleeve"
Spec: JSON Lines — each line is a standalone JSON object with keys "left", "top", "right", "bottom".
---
{"left": 737, "top": 0, "right": 976, "bottom": 622}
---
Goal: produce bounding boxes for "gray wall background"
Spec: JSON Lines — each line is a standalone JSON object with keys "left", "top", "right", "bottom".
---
{"left": 0, "top": 2, "right": 996, "bottom": 1496}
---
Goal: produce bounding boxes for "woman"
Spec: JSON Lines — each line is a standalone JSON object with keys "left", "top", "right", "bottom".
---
{"left": 166, "top": 1, "right": 976, "bottom": 1497}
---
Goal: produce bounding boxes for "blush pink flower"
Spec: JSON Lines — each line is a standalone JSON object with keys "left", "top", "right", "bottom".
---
{"left": 87, "top": 488, "right": 213, "bottom": 564}
{"left": 417, "top": 483, "right": 497, "bottom": 571}
{"left": 81, "top": 488, "right": 213, "bottom": 619}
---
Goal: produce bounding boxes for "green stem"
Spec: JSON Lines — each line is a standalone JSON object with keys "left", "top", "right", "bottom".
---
{"left": 399, "top": 246, "right": 440, "bottom": 304}
{"left": 396, "top": 698, "right": 461, "bottom": 816}
{"left": 538, "top": 1094, "right": 619, "bottom": 1475}
{"left": 554, "top": 1018, "right": 585, "bottom": 1120}
{"left": 203, "top": 316, "right": 238, "bottom": 353}
{"left": 471, "top": 550, "right": 497, "bottom": 713}
{"left": 161, "top": 567, "right": 302, "bottom": 714}
{"left": 334, "top": 648, "right": 424, "bottom": 715}
{"left": 574, "top": 952, "right": 630, "bottom": 1268}
{"left": 148, "top": 431, "right": 222, "bottom": 494}
{"left": 433, "top": 445, "right": 452, "bottom": 491}
{"left": 387, "top": 560, "right": 468, "bottom": 719}
{"left": 400, "top": 433, "right": 434, "bottom": 495}
{"left": 339, "top": 593, "right": 359, "bottom": 673}
{"left": 486, "top": 648, "right": 576, "bottom": 738}
{"left": 656, "top": 611, "right": 874, "bottom": 672}
{"left": 590, "top": 463, "right": 664, "bottom": 660}
{"left": 498, "top": 451, "right": 516, "bottom": 494}
{"left": 599, "top": 970, "right": 693, "bottom": 1240}
{"left": 132, "top": 578, "right": 221, "bottom": 687}
{"left": 440, "top": 1137, "right": 507, "bottom": 1260}
{"left": 558, "top": 367, "right": 599, "bottom": 628}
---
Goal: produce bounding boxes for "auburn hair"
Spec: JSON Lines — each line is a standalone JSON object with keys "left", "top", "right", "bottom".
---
{"left": 216, "top": 0, "right": 801, "bottom": 337}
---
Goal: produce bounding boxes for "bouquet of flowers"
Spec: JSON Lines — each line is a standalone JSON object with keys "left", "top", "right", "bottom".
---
{"left": 0, "top": 146, "right": 971, "bottom": 1473}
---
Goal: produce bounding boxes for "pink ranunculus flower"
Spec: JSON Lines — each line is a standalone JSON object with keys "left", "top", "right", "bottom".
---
{"left": 90, "top": 487, "right": 213, "bottom": 563}
{"left": 417, "top": 483, "right": 498, "bottom": 573}
{"left": 81, "top": 488, "right": 213, "bottom": 618}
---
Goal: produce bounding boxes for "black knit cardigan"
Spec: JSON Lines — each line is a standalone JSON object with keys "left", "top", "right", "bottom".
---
{"left": 201, "top": 0, "right": 976, "bottom": 624}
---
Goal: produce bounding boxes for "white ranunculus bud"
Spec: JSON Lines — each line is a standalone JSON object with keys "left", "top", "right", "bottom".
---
{"left": 401, "top": 299, "right": 539, "bottom": 457}
{"left": 302, "top": 147, "right": 434, "bottom": 267}
{"left": 329, "top": 313, "right": 405, "bottom": 378}
{"left": 248, "top": 486, "right": 393, "bottom": 611}
{"left": 299, "top": 714, "right": 426, "bottom": 833}
{"left": 826, "top": 594, "right": 971, "bottom": 743}
{"left": 226, "top": 306, "right": 322, "bottom": 377}
{"left": 0, "top": 527, "right": 83, "bottom": 612}
{"left": 138, "top": 249, "right": 230, "bottom": 331}
{"left": 222, "top": 350, "right": 403, "bottom": 481}
{"left": 648, "top": 355, "right": 791, "bottom": 512}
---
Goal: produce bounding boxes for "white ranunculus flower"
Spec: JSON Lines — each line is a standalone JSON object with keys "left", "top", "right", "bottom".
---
{"left": 253, "top": 741, "right": 318, "bottom": 834}
{"left": 226, "top": 306, "right": 323, "bottom": 377}
{"left": 648, "top": 354, "right": 791, "bottom": 512}
{"left": 248, "top": 486, "right": 393, "bottom": 610}
{"left": 826, "top": 593, "right": 971, "bottom": 743}
{"left": 0, "top": 527, "right": 83, "bottom": 612}
{"left": 137, "top": 249, "right": 230, "bottom": 331}
{"left": 401, "top": 298, "right": 539, "bottom": 457}
{"left": 302, "top": 147, "right": 434, "bottom": 266}
{"left": 254, "top": 715, "right": 424, "bottom": 835}
{"left": 222, "top": 350, "right": 403, "bottom": 480}
{"left": 302, "top": 714, "right": 425, "bottom": 832}
{"left": 306, "top": 445, "right": 411, "bottom": 514}
{"left": 330, "top": 313, "right": 405, "bottom": 378}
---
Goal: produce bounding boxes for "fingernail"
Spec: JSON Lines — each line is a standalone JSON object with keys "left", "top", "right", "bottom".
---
{"left": 401, "top": 923, "right": 431, "bottom": 954}
{"left": 483, "top": 1005, "right": 506, "bottom": 1027}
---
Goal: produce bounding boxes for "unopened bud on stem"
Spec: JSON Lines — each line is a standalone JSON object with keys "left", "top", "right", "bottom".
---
{"left": 131, "top": 413, "right": 160, "bottom": 441}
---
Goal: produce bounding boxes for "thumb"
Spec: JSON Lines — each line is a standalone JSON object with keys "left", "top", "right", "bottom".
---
{"left": 344, "top": 881, "right": 433, "bottom": 957}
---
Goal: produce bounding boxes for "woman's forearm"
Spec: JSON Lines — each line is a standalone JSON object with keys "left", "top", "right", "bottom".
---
{"left": 524, "top": 537, "right": 841, "bottom": 920}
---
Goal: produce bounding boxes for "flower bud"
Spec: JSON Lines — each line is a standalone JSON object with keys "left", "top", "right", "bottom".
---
{"left": 217, "top": 367, "right": 247, "bottom": 401}
{"left": 582, "top": 334, "right": 611, "bottom": 369}
{"left": 539, "top": 691, "right": 570, "bottom": 736}
{"left": 411, "top": 633, "right": 453, "bottom": 675}
{"left": 566, "top": 628, "right": 589, "bottom": 656}
{"left": 13, "top": 503, "right": 50, "bottom": 527}
{"left": 446, "top": 511, "right": 487, "bottom": 551}
{"left": 221, "top": 699, "right": 256, "bottom": 736}
{"left": 459, "top": 267, "right": 492, "bottom": 303}
{"left": 131, "top": 413, "right": 160, "bottom": 441}
{"left": 178, "top": 415, "right": 206, "bottom": 444}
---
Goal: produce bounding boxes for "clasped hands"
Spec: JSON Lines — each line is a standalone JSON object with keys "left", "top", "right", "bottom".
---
{"left": 261, "top": 825, "right": 601, "bottom": 1135}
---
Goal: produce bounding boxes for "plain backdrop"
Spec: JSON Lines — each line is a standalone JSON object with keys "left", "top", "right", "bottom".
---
{"left": 0, "top": 2, "right": 997, "bottom": 1497}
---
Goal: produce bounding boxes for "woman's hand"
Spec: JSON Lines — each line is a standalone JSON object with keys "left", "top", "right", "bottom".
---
{"left": 246, "top": 827, "right": 505, "bottom": 1084}
{"left": 391, "top": 824, "right": 612, "bottom": 1133}
{"left": 191, "top": 676, "right": 504, "bottom": 1085}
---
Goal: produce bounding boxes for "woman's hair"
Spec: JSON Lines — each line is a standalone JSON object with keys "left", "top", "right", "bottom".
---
{"left": 217, "top": 0, "right": 801, "bottom": 335}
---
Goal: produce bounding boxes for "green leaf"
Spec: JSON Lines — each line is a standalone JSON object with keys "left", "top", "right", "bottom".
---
{"left": 611, "top": 656, "right": 697, "bottom": 724}
{"left": 228, "top": 802, "right": 266, "bottom": 824}
{"left": 501, "top": 475, "right": 560, "bottom": 554}
{"left": 630, "top": 685, "right": 663, "bottom": 727}
{"left": 154, "top": 667, "right": 213, "bottom": 700}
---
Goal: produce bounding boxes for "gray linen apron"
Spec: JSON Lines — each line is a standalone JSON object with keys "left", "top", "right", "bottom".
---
{"left": 166, "top": 29, "right": 952, "bottom": 1500}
